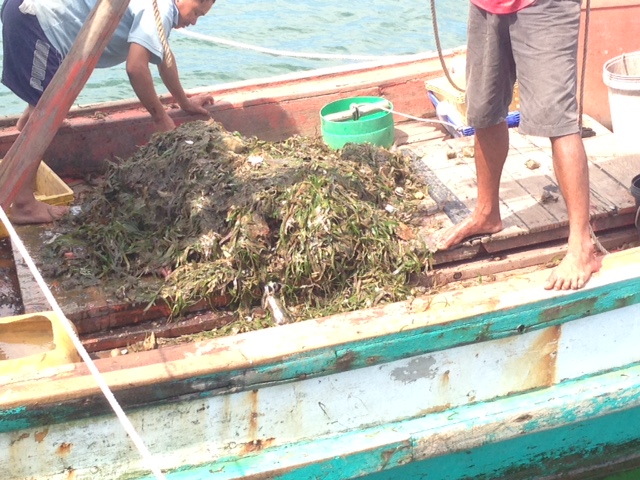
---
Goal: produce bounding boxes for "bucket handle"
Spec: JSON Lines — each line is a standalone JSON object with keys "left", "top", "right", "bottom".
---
{"left": 323, "top": 100, "right": 392, "bottom": 122}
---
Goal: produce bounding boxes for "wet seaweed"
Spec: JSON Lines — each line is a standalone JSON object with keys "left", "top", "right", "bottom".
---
{"left": 43, "top": 120, "right": 433, "bottom": 327}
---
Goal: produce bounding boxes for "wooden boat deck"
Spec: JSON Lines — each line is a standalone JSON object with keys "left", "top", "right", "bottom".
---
{"left": 6, "top": 114, "right": 640, "bottom": 353}
{"left": 396, "top": 115, "right": 640, "bottom": 274}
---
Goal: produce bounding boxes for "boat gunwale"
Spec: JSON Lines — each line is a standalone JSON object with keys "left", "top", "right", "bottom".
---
{"left": 0, "top": 48, "right": 466, "bottom": 129}
{"left": 1, "top": 247, "right": 639, "bottom": 432}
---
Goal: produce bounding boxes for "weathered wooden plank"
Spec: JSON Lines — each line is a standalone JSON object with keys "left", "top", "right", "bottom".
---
{"left": 424, "top": 226, "right": 639, "bottom": 287}
{"left": 420, "top": 149, "right": 479, "bottom": 220}
{"left": 589, "top": 153, "right": 640, "bottom": 214}
{"left": 204, "top": 365, "right": 640, "bottom": 480}
{"left": 83, "top": 310, "right": 235, "bottom": 354}
{"left": 499, "top": 151, "right": 560, "bottom": 232}
{"left": 505, "top": 140, "right": 567, "bottom": 221}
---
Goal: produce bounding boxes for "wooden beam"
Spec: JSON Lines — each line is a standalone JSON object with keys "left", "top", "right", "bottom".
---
{"left": 0, "top": 0, "right": 131, "bottom": 208}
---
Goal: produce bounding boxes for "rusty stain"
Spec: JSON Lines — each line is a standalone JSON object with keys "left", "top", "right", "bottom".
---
{"left": 10, "top": 433, "right": 29, "bottom": 446}
{"left": 441, "top": 369, "right": 450, "bottom": 388}
{"left": 34, "top": 429, "right": 49, "bottom": 443}
{"left": 530, "top": 325, "right": 560, "bottom": 387}
{"left": 57, "top": 442, "right": 73, "bottom": 456}
{"left": 515, "top": 413, "right": 533, "bottom": 423}
{"left": 366, "top": 355, "right": 382, "bottom": 366}
{"left": 248, "top": 389, "right": 259, "bottom": 442}
{"left": 65, "top": 468, "right": 76, "bottom": 480}
{"left": 335, "top": 351, "right": 357, "bottom": 372}
{"left": 240, "top": 437, "right": 275, "bottom": 455}
{"left": 417, "top": 402, "right": 452, "bottom": 417}
{"left": 380, "top": 448, "right": 396, "bottom": 469}
{"left": 541, "top": 297, "right": 597, "bottom": 323}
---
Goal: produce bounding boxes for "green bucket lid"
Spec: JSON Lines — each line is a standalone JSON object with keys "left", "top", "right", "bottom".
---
{"left": 320, "top": 96, "right": 395, "bottom": 150}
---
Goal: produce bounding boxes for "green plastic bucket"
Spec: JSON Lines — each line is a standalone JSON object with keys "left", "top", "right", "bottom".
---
{"left": 320, "top": 97, "right": 395, "bottom": 150}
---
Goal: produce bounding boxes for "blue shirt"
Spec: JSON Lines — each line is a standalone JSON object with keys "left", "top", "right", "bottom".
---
{"left": 31, "top": 0, "right": 178, "bottom": 67}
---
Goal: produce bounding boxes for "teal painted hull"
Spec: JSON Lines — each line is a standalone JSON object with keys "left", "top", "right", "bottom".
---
{"left": 139, "top": 360, "right": 640, "bottom": 480}
{"left": 3, "top": 255, "right": 640, "bottom": 480}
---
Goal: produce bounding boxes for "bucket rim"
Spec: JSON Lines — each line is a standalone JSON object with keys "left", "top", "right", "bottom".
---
{"left": 603, "top": 51, "right": 640, "bottom": 84}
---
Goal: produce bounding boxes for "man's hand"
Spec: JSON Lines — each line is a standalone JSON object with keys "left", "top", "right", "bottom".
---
{"left": 153, "top": 112, "right": 176, "bottom": 132}
{"left": 179, "top": 93, "right": 213, "bottom": 116}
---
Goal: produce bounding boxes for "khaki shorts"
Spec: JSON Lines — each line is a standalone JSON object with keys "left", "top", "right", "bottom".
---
{"left": 465, "top": 0, "right": 581, "bottom": 138}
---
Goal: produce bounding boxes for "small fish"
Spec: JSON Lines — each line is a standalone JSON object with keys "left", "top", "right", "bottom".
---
{"left": 261, "top": 282, "right": 293, "bottom": 326}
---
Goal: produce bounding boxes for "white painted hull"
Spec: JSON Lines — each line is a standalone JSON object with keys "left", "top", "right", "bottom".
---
{"left": 2, "top": 251, "right": 640, "bottom": 479}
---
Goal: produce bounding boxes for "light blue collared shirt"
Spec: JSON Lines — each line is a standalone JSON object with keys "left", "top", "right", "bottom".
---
{"left": 30, "top": 0, "right": 178, "bottom": 67}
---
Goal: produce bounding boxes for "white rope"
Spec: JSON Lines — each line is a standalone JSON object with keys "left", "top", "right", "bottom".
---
{"left": 175, "top": 28, "right": 426, "bottom": 61}
{"left": 0, "top": 207, "right": 167, "bottom": 480}
{"left": 380, "top": 106, "right": 462, "bottom": 131}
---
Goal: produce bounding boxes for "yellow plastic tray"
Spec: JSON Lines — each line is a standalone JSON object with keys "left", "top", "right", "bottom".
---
{"left": 0, "top": 311, "right": 81, "bottom": 380}
{"left": 0, "top": 160, "right": 73, "bottom": 238}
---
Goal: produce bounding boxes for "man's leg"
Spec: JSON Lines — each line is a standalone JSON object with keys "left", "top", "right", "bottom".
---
{"left": 544, "top": 133, "right": 599, "bottom": 290}
{"left": 8, "top": 108, "right": 68, "bottom": 225}
{"left": 433, "top": 121, "right": 508, "bottom": 249}
{"left": 15, "top": 104, "right": 33, "bottom": 131}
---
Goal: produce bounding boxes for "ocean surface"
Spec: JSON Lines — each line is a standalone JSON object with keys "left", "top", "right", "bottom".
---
{"left": 0, "top": 0, "right": 468, "bottom": 118}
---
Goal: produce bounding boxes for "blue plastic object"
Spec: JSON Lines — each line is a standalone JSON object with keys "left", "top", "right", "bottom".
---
{"left": 427, "top": 91, "right": 520, "bottom": 137}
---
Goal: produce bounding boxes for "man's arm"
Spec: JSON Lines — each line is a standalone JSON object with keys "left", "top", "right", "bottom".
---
{"left": 126, "top": 42, "right": 175, "bottom": 132}
{"left": 126, "top": 43, "right": 213, "bottom": 132}
{"left": 158, "top": 55, "right": 213, "bottom": 117}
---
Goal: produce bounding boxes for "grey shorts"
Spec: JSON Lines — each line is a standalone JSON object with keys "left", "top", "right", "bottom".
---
{"left": 465, "top": 0, "right": 582, "bottom": 138}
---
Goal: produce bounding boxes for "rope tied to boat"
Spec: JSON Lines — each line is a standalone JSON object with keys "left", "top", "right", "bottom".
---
{"left": 152, "top": 0, "right": 174, "bottom": 68}
{"left": 0, "top": 206, "right": 168, "bottom": 480}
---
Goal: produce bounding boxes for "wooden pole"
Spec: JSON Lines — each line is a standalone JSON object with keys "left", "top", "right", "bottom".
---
{"left": 0, "top": 0, "right": 131, "bottom": 209}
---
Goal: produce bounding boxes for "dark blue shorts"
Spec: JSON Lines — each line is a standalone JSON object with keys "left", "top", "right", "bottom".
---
{"left": 1, "top": 0, "right": 63, "bottom": 106}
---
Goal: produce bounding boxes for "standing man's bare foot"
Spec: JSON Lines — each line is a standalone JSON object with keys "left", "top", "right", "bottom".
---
{"left": 429, "top": 216, "right": 503, "bottom": 251}
{"left": 544, "top": 240, "right": 600, "bottom": 290}
{"left": 9, "top": 198, "right": 69, "bottom": 225}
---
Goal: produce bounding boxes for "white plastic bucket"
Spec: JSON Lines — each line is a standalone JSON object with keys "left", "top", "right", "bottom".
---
{"left": 603, "top": 51, "right": 640, "bottom": 155}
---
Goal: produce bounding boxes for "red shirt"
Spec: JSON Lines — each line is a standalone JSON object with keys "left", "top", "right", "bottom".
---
{"left": 470, "top": 0, "right": 536, "bottom": 14}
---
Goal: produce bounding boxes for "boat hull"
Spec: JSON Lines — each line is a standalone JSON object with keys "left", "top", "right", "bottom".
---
{"left": 2, "top": 250, "right": 640, "bottom": 479}
{"left": 2, "top": 9, "right": 640, "bottom": 476}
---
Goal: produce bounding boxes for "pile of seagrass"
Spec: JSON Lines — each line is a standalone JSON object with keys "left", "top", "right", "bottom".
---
{"left": 44, "top": 120, "right": 434, "bottom": 329}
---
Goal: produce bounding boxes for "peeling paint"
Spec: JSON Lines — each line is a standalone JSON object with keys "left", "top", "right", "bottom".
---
{"left": 34, "top": 428, "right": 48, "bottom": 443}
{"left": 336, "top": 351, "right": 357, "bottom": 372}
{"left": 240, "top": 437, "right": 275, "bottom": 455}
{"left": 57, "top": 442, "right": 73, "bottom": 456}
{"left": 10, "top": 432, "right": 28, "bottom": 446}
{"left": 390, "top": 356, "right": 437, "bottom": 384}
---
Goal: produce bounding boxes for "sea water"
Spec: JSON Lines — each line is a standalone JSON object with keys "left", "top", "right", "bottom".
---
{"left": 0, "top": 0, "right": 468, "bottom": 117}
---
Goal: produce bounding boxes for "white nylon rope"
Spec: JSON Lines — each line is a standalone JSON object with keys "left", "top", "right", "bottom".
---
{"left": 379, "top": 106, "right": 461, "bottom": 130}
{"left": 175, "top": 28, "right": 426, "bottom": 61}
{"left": 0, "top": 207, "right": 167, "bottom": 480}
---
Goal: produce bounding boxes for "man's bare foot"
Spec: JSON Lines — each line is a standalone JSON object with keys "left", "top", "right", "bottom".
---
{"left": 544, "top": 244, "right": 600, "bottom": 291}
{"left": 429, "top": 216, "right": 503, "bottom": 251}
{"left": 9, "top": 200, "right": 69, "bottom": 225}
